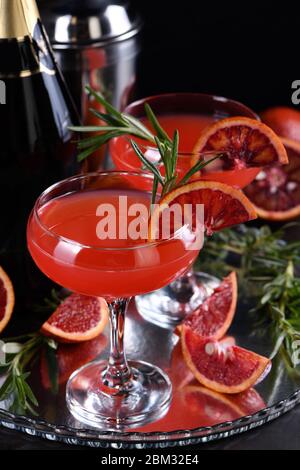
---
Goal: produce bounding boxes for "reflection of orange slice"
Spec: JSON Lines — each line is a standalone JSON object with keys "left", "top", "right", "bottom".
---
{"left": 244, "top": 137, "right": 300, "bottom": 221}
{"left": 41, "top": 294, "right": 108, "bottom": 343}
{"left": 183, "top": 272, "right": 237, "bottom": 340}
{"left": 0, "top": 266, "right": 15, "bottom": 334}
{"left": 140, "top": 337, "right": 266, "bottom": 433}
{"left": 182, "top": 385, "right": 266, "bottom": 425}
{"left": 192, "top": 117, "right": 288, "bottom": 168}
{"left": 231, "top": 387, "right": 266, "bottom": 415}
{"left": 182, "top": 327, "right": 271, "bottom": 394}
{"left": 149, "top": 181, "right": 257, "bottom": 240}
{"left": 182, "top": 385, "right": 243, "bottom": 424}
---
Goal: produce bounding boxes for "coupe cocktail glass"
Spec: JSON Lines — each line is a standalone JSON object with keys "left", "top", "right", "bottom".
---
{"left": 110, "top": 93, "right": 259, "bottom": 327}
{"left": 27, "top": 172, "right": 200, "bottom": 428}
{"left": 110, "top": 93, "right": 260, "bottom": 188}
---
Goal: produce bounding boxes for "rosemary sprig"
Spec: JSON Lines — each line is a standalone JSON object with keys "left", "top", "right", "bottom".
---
{"left": 70, "top": 86, "right": 224, "bottom": 201}
{"left": 70, "top": 86, "right": 160, "bottom": 162}
{"left": 0, "top": 290, "right": 62, "bottom": 414}
{"left": 200, "top": 224, "right": 298, "bottom": 277}
{"left": 200, "top": 223, "right": 300, "bottom": 367}
{"left": 0, "top": 333, "right": 58, "bottom": 414}
{"left": 256, "top": 261, "right": 300, "bottom": 367}
{"left": 33, "top": 288, "right": 63, "bottom": 314}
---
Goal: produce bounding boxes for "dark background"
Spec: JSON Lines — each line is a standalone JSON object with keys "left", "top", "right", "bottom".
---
{"left": 132, "top": 0, "right": 297, "bottom": 113}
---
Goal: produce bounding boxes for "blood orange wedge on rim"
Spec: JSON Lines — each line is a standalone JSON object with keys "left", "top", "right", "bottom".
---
{"left": 182, "top": 327, "right": 271, "bottom": 394}
{"left": 41, "top": 293, "right": 109, "bottom": 343}
{"left": 0, "top": 266, "right": 15, "bottom": 334}
{"left": 182, "top": 272, "right": 237, "bottom": 340}
{"left": 192, "top": 116, "right": 289, "bottom": 170}
{"left": 244, "top": 138, "right": 300, "bottom": 221}
{"left": 149, "top": 180, "right": 257, "bottom": 240}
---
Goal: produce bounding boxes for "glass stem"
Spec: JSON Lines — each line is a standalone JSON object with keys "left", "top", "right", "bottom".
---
{"left": 102, "top": 298, "right": 132, "bottom": 391}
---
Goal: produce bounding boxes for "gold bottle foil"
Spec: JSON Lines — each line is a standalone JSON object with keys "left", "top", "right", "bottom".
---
{"left": 0, "top": 0, "right": 55, "bottom": 77}
{"left": 0, "top": 0, "right": 39, "bottom": 39}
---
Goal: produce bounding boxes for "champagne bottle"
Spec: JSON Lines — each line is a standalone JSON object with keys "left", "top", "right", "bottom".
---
{"left": 0, "top": 0, "right": 80, "bottom": 311}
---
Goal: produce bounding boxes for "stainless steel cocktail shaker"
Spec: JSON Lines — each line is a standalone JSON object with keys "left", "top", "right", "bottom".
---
{"left": 38, "top": 0, "right": 141, "bottom": 121}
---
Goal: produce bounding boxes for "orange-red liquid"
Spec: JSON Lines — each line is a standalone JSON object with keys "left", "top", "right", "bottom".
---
{"left": 110, "top": 114, "right": 260, "bottom": 188}
{"left": 27, "top": 189, "right": 197, "bottom": 299}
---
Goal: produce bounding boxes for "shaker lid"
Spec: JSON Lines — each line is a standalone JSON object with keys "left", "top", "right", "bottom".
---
{"left": 38, "top": 0, "right": 141, "bottom": 48}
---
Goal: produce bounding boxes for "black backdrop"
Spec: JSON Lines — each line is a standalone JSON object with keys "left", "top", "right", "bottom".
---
{"left": 132, "top": 0, "right": 298, "bottom": 113}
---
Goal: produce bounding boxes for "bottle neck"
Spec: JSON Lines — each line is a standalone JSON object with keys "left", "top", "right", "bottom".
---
{"left": 0, "top": 0, "right": 40, "bottom": 40}
{"left": 0, "top": 0, "right": 80, "bottom": 124}
{"left": 0, "top": 0, "right": 57, "bottom": 79}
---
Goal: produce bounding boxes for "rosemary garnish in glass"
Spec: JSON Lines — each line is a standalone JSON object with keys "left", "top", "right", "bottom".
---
{"left": 70, "top": 86, "right": 224, "bottom": 202}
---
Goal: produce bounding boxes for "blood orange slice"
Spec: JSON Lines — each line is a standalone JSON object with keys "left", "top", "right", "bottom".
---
{"left": 182, "top": 327, "right": 271, "bottom": 394}
{"left": 261, "top": 107, "right": 300, "bottom": 143}
{"left": 0, "top": 266, "right": 15, "bottom": 334}
{"left": 170, "top": 340, "right": 196, "bottom": 389}
{"left": 192, "top": 117, "right": 288, "bottom": 169}
{"left": 244, "top": 138, "right": 300, "bottom": 221}
{"left": 182, "top": 272, "right": 237, "bottom": 340}
{"left": 171, "top": 336, "right": 236, "bottom": 389}
{"left": 41, "top": 293, "right": 109, "bottom": 343}
{"left": 149, "top": 181, "right": 257, "bottom": 240}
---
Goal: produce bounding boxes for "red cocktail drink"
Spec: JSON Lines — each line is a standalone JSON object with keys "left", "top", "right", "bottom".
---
{"left": 110, "top": 93, "right": 260, "bottom": 188}
{"left": 28, "top": 187, "right": 196, "bottom": 299}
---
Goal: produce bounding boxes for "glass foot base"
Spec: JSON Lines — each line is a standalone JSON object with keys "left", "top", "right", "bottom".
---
{"left": 135, "top": 272, "right": 220, "bottom": 329}
{"left": 66, "top": 359, "right": 172, "bottom": 430}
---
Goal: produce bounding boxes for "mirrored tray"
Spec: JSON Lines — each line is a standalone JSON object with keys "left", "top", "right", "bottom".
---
{"left": 1, "top": 297, "right": 300, "bottom": 449}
